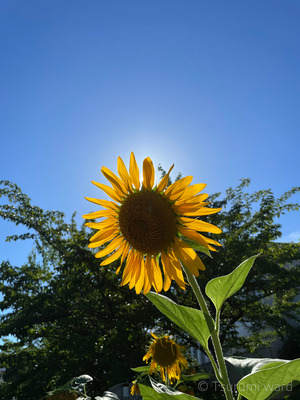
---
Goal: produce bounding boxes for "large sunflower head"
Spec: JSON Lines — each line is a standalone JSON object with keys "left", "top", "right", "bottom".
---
{"left": 83, "top": 152, "right": 221, "bottom": 294}
{"left": 143, "top": 333, "right": 188, "bottom": 384}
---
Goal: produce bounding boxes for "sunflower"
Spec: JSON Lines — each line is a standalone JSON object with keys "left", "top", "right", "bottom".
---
{"left": 130, "top": 380, "right": 140, "bottom": 396}
{"left": 143, "top": 333, "right": 188, "bottom": 384}
{"left": 83, "top": 152, "right": 221, "bottom": 294}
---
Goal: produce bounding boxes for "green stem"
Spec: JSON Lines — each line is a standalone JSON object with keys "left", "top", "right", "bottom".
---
{"left": 182, "top": 264, "right": 235, "bottom": 400}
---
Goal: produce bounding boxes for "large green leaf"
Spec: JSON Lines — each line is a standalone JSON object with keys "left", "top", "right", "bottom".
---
{"left": 205, "top": 255, "right": 259, "bottom": 312}
{"left": 225, "top": 357, "right": 290, "bottom": 384}
{"left": 139, "top": 377, "right": 202, "bottom": 400}
{"left": 147, "top": 292, "right": 214, "bottom": 350}
{"left": 237, "top": 358, "right": 300, "bottom": 400}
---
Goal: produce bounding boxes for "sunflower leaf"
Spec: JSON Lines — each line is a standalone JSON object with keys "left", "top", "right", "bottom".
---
{"left": 146, "top": 292, "right": 214, "bottom": 350}
{"left": 236, "top": 358, "right": 300, "bottom": 400}
{"left": 205, "top": 254, "right": 259, "bottom": 312}
{"left": 131, "top": 365, "right": 151, "bottom": 373}
{"left": 225, "top": 356, "right": 291, "bottom": 384}
{"left": 180, "top": 237, "right": 212, "bottom": 258}
{"left": 139, "top": 377, "right": 202, "bottom": 399}
{"left": 181, "top": 372, "right": 210, "bottom": 381}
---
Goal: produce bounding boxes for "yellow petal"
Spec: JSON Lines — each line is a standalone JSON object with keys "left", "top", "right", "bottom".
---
{"left": 129, "top": 152, "right": 140, "bottom": 189}
{"left": 143, "top": 255, "right": 153, "bottom": 294}
{"left": 82, "top": 209, "right": 117, "bottom": 220}
{"left": 173, "top": 238, "right": 205, "bottom": 275}
{"left": 121, "top": 251, "right": 135, "bottom": 286}
{"left": 88, "top": 229, "right": 119, "bottom": 248}
{"left": 177, "top": 225, "right": 209, "bottom": 249}
{"left": 91, "top": 181, "right": 121, "bottom": 202}
{"left": 95, "top": 235, "right": 124, "bottom": 258}
{"left": 156, "top": 164, "right": 174, "bottom": 193}
{"left": 180, "top": 217, "right": 222, "bottom": 234}
{"left": 181, "top": 206, "right": 222, "bottom": 217}
{"left": 101, "top": 240, "right": 127, "bottom": 265}
{"left": 90, "top": 226, "right": 119, "bottom": 242}
{"left": 85, "top": 217, "right": 118, "bottom": 230}
{"left": 152, "top": 257, "right": 163, "bottom": 292}
{"left": 173, "top": 202, "right": 208, "bottom": 215}
{"left": 142, "top": 157, "right": 155, "bottom": 190}
{"left": 118, "top": 156, "right": 133, "bottom": 192}
{"left": 84, "top": 197, "right": 119, "bottom": 210}
{"left": 175, "top": 193, "right": 210, "bottom": 207}
{"left": 177, "top": 183, "right": 207, "bottom": 201}
{"left": 135, "top": 254, "right": 145, "bottom": 294}
{"left": 202, "top": 235, "right": 222, "bottom": 247}
{"left": 161, "top": 250, "right": 186, "bottom": 290}
{"left": 119, "top": 242, "right": 131, "bottom": 266}
{"left": 129, "top": 252, "right": 141, "bottom": 289}
{"left": 101, "top": 166, "right": 127, "bottom": 197}
{"left": 164, "top": 176, "right": 193, "bottom": 201}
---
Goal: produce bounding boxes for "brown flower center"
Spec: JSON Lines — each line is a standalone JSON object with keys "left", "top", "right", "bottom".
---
{"left": 118, "top": 191, "right": 177, "bottom": 254}
{"left": 151, "top": 337, "right": 179, "bottom": 367}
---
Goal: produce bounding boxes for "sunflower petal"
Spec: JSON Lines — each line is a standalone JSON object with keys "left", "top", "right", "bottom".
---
{"left": 152, "top": 257, "right": 163, "bottom": 292}
{"left": 91, "top": 181, "right": 122, "bottom": 202}
{"left": 164, "top": 176, "right": 193, "bottom": 201}
{"left": 177, "top": 225, "right": 210, "bottom": 249}
{"left": 177, "top": 183, "right": 207, "bottom": 200}
{"left": 180, "top": 217, "right": 222, "bottom": 234}
{"left": 135, "top": 254, "right": 145, "bottom": 294}
{"left": 118, "top": 156, "right": 133, "bottom": 191}
{"left": 85, "top": 197, "right": 119, "bottom": 210}
{"left": 101, "top": 240, "right": 127, "bottom": 265}
{"left": 156, "top": 164, "right": 174, "bottom": 192}
{"left": 95, "top": 235, "right": 124, "bottom": 258}
{"left": 90, "top": 226, "right": 119, "bottom": 242}
{"left": 101, "top": 166, "right": 127, "bottom": 196}
{"left": 82, "top": 209, "right": 117, "bottom": 219}
{"left": 143, "top": 157, "right": 155, "bottom": 190}
{"left": 129, "top": 152, "right": 140, "bottom": 189}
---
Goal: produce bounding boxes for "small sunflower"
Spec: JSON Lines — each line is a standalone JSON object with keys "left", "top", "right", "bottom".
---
{"left": 83, "top": 152, "right": 221, "bottom": 294}
{"left": 143, "top": 333, "right": 188, "bottom": 384}
{"left": 130, "top": 380, "right": 140, "bottom": 396}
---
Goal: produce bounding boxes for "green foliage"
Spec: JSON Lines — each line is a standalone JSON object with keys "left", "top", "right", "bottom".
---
{"left": 236, "top": 358, "right": 300, "bottom": 400}
{"left": 146, "top": 292, "right": 214, "bottom": 350}
{"left": 0, "top": 181, "right": 159, "bottom": 399}
{"left": 205, "top": 255, "right": 259, "bottom": 313}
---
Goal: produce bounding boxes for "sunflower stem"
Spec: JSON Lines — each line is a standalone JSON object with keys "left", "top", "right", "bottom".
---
{"left": 182, "top": 264, "right": 235, "bottom": 400}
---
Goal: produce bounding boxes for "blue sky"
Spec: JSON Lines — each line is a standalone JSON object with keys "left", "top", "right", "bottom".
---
{"left": 1, "top": 0, "right": 300, "bottom": 267}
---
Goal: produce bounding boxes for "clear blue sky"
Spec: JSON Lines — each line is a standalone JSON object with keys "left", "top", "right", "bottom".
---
{"left": 1, "top": 0, "right": 300, "bottom": 266}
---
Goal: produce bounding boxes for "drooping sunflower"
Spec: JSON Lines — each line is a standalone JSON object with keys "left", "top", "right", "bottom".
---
{"left": 143, "top": 333, "right": 188, "bottom": 384}
{"left": 130, "top": 380, "right": 140, "bottom": 396}
{"left": 83, "top": 152, "right": 221, "bottom": 294}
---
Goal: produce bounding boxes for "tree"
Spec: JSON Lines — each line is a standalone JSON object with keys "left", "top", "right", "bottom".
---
{"left": 0, "top": 181, "right": 159, "bottom": 399}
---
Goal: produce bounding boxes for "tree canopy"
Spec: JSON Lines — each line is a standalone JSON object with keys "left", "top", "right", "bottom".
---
{"left": 0, "top": 178, "right": 299, "bottom": 400}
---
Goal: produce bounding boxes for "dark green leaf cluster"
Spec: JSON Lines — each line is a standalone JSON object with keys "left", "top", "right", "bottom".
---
{"left": 0, "top": 181, "right": 159, "bottom": 400}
